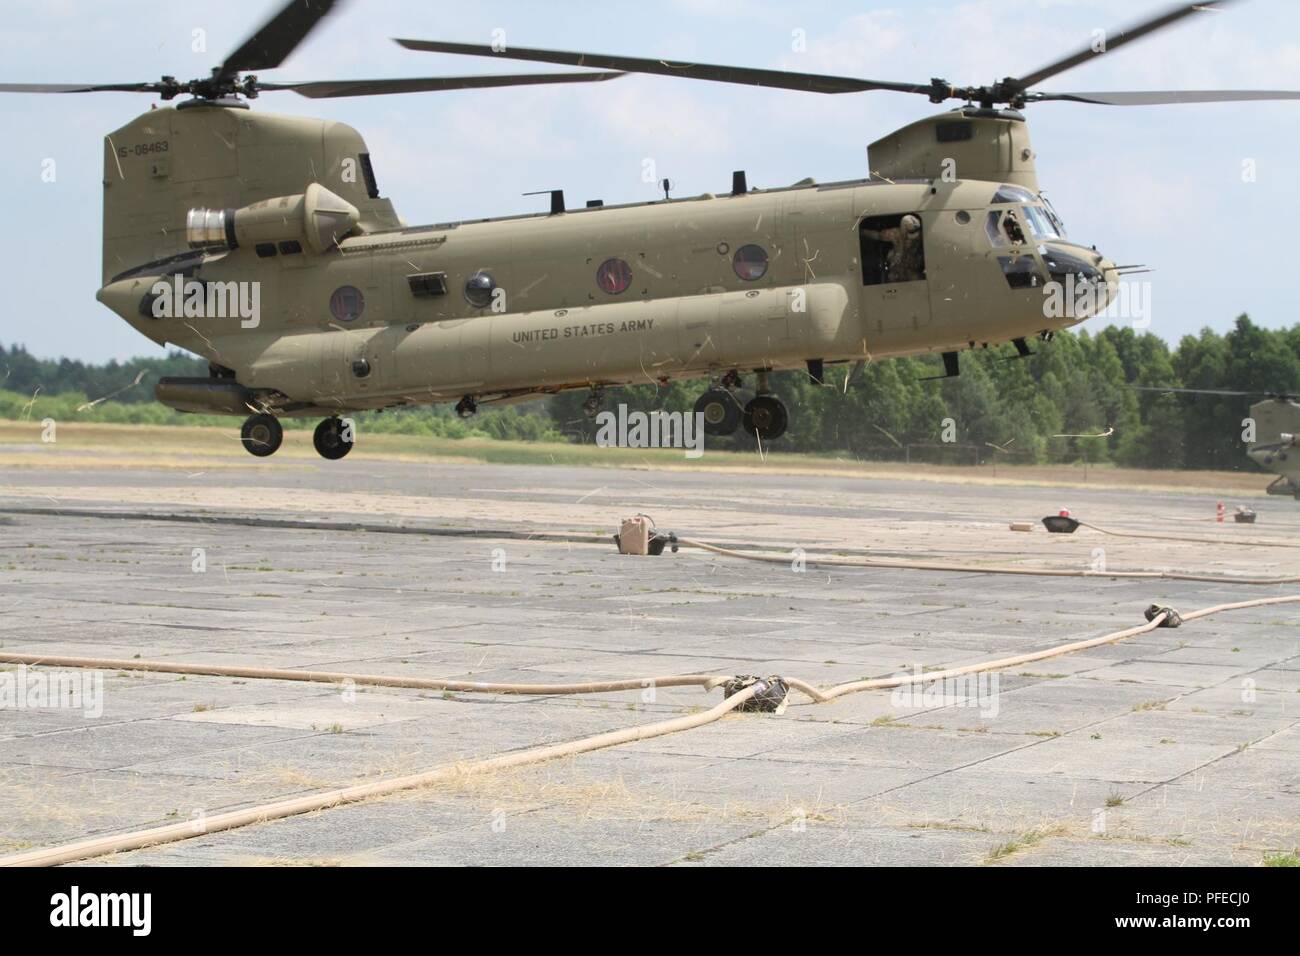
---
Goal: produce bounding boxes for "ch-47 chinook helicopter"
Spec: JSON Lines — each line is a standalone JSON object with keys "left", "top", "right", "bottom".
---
{"left": 1246, "top": 395, "right": 1300, "bottom": 497}
{"left": 1135, "top": 386, "right": 1300, "bottom": 498}
{"left": 5, "top": 0, "right": 1299, "bottom": 459}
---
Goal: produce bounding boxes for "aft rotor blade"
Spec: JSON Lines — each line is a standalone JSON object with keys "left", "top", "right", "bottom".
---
{"left": 260, "top": 71, "right": 624, "bottom": 98}
{"left": 1030, "top": 88, "right": 1300, "bottom": 105}
{"left": 1129, "top": 386, "right": 1258, "bottom": 397}
{"left": 218, "top": 0, "right": 341, "bottom": 78}
{"left": 394, "top": 38, "right": 933, "bottom": 96}
{"left": 1012, "top": 1, "right": 1235, "bottom": 92}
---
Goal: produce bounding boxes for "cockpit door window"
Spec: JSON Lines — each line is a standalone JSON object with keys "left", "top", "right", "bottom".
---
{"left": 985, "top": 211, "right": 1008, "bottom": 247}
{"left": 996, "top": 210, "right": 1028, "bottom": 245}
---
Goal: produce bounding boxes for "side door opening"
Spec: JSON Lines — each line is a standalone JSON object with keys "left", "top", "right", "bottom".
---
{"left": 857, "top": 212, "right": 931, "bottom": 349}
{"left": 859, "top": 213, "right": 926, "bottom": 286}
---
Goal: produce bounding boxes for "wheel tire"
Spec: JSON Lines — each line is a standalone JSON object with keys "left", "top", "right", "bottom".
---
{"left": 240, "top": 414, "right": 282, "bottom": 457}
{"left": 313, "top": 417, "right": 354, "bottom": 460}
{"left": 742, "top": 395, "right": 789, "bottom": 441}
{"left": 694, "top": 388, "right": 742, "bottom": 437}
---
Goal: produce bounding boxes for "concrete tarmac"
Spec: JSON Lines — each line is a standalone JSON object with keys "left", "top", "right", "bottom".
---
{"left": 1, "top": 452, "right": 1297, "bottom": 866}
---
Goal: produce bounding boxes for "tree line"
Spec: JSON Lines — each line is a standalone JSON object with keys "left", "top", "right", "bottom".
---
{"left": 4, "top": 314, "right": 1297, "bottom": 470}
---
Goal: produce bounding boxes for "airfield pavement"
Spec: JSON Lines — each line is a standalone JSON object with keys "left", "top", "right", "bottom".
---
{"left": 1, "top": 440, "right": 1298, "bottom": 866}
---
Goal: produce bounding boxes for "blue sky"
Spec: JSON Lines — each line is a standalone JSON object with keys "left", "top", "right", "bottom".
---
{"left": 2, "top": 0, "right": 1299, "bottom": 362}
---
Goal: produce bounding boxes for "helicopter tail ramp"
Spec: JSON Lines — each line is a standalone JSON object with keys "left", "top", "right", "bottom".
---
{"left": 100, "top": 105, "right": 401, "bottom": 287}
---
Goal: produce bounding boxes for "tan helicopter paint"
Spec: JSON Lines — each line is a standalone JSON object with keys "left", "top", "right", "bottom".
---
{"left": 1247, "top": 397, "right": 1300, "bottom": 497}
{"left": 95, "top": 104, "right": 1116, "bottom": 418}
{"left": 868, "top": 112, "right": 1039, "bottom": 192}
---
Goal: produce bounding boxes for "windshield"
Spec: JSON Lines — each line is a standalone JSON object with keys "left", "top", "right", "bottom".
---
{"left": 991, "top": 184, "right": 1036, "bottom": 204}
{"left": 1022, "top": 204, "right": 1063, "bottom": 240}
{"left": 1038, "top": 195, "right": 1067, "bottom": 237}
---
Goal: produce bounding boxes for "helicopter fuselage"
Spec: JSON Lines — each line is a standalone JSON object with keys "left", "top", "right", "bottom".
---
{"left": 94, "top": 104, "right": 1116, "bottom": 418}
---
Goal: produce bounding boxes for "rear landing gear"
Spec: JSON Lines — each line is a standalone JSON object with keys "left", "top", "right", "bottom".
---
{"left": 313, "top": 416, "right": 353, "bottom": 460}
{"left": 240, "top": 413, "right": 282, "bottom": 457}
{"left": 455, "top": 395, "right": 477, "bottom": 419}
{"left": 743, "top": 394, "right": 789, "bottom": 441}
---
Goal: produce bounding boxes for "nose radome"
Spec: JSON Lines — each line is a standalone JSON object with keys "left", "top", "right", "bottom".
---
{"left": 1089, "top": 252, "right": 1120, "bottom": 313}
{"left": 1097, "top": 254, "right": 1118, "bottom": 283}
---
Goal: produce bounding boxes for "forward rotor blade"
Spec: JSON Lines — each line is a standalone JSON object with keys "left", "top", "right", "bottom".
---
{"left": 218, "top": 0, "right": 341, "bottom": 78}
{"left": 1031, "top": 88, "right": 1300, "bottom": 105}
{"left": 394, "top": 38, "right": 933, "bottom": 96}
{"left": 0, "top": 82, "right": 161, "bottom": 94}
{"left": 1013, "top": 1, "right": 1235, "bottom": 92}
{"left": 260, "top": 71, "right": 624, "bottom": 98}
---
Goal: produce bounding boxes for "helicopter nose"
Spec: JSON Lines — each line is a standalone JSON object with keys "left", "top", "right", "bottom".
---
{"left": 1096, "top": 255, "right": 1119, "bottom": 309}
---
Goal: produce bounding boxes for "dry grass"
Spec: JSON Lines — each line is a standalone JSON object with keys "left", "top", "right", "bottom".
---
{"left": 0, "top": 419, "right": 1272, "bottom": 495}
{"left": 983, "top": 823, "right": 1073, "bottom": 863}
{"left": 386, "top": 760, "right": 847, "bottom": 828}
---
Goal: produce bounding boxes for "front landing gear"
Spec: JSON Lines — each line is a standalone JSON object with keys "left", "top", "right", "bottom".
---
{"left": 313, "top": 416, "right": 354, "bottom": 460}
{"left": 240, "top": 413, "right": 282, "bottom": 457}
{"left": 743, "top": 394, "right": 789, "bottom": 441}
{"left": 694, "top": 388, "right": 743, "bottom": 437}
{"left": 582, "top": 387, "right": 606, "bottom": 418}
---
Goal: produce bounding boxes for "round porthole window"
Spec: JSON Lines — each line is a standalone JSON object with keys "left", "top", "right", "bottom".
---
{"left": 732, "top": 244, "right": 769, "bottom": 281}
{"left": 329, "top": 285, "right": 365, "bottom": 323}
{"left": 351, "top": 359, "right": 371, "bottom": 379}
{"left": 955, "top": 210, "right": 971, "bottom": 224}
{"left": 596, "top": 258, "right": 633, "bottom": 295}
{"left": 464, "top": 271, "right": 496, "bottom": 309}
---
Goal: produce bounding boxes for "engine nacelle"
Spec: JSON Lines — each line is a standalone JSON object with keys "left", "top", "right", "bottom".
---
{"left": 185, "top": 182, "right": 360, "bottom": 256}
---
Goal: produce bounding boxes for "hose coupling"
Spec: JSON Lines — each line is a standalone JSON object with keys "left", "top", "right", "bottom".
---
{"left": 724, "top": 675, "right": 790, "bottom": 712}
{"left": 1144, "top": 605, "right": 1183, "bottom": 628}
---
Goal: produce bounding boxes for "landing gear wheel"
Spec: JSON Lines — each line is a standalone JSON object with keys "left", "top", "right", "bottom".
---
{"left": 313, "top": 417, "right": 354, "bottom": 460}
{"left": 742, "top": 395, "right": 789, "bottom": 441}
{"left": 694, "top": 388, "right": 742, "bottom": 437}
{"left": 455, "top": 395, "right": 477, "bottom": 419}
{"left": 240, "top": 413, "right": 282, "bottom": 457}
{"left": 582, "top": 388, "right": 605, "bottom": 418}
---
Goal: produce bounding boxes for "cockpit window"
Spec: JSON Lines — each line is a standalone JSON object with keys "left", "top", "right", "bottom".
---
{"left": 1042, "top": 246, "right": 1102, "bottom": 286}
{"left": 992, "top": 184, "right": 1036, "bottom": 204}
{"left": 986, "top": 210, "right": 1029, "bottom": 246}
{"left": 1022, "top": 205, "right": 1061, "bottom": 240}
{"left": 985, "top": 211, "right": 1007, "bottom": 247}
{"left": 998, "top": 255, "right": 1045, "bottom": 289}
{"left": 1040, "top": 199, "right": 1067, "bottom": 238}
